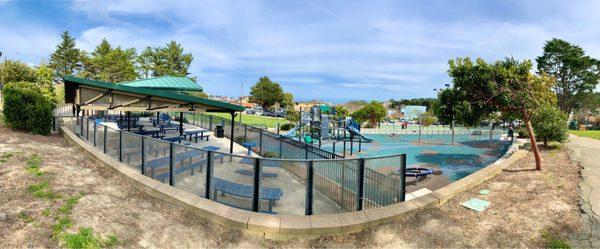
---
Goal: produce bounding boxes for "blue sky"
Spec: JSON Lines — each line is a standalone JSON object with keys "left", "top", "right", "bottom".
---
{"left": 1, "top": 0, "right": 600, "bottom": 102}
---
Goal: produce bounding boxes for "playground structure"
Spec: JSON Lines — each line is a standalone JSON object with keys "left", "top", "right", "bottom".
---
{"left": 284, "top": 104, "right": 373, "bottom": 154}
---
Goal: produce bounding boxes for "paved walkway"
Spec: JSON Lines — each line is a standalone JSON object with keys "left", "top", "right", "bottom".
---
{"left": 567, "top": 134, "right": 600, "bottom": 248}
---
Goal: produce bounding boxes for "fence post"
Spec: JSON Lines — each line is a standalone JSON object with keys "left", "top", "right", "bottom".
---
{"left": 205, "top": 151, "right": 213, "bottom": 199}
{"left": 358, "top": 139, "right": 362, "bottom": 152}
{"left": 399, "top": 154, "right": 407, "bottom": 202}
{"left": 350, "top": 139, "right": 353, "bottom": 155}
{"left": 209, "top": 116, "right": 213, "bottom": 130}
{"left": 118, "top": 130, "right": 123, "bottom": 162}
{"left": 53, "top": 117, "right": 56, "bottom": 132}
{"left": 332, "top": 142, "right": 336, "bottom": 155}
{"left": 418, "top": 114, "right": 423, "bottom": 143}
{"left": 93, "top": 122, "right": 97, "bottom": 147}
{"left": 305, "top": 161, "right": 314, "bottom": 215}
{"left": 244, "top": 125, "right": 247, "bottom": 141}
{"left": 252, "top": 158, "right": 261, "bottom": 212}
{"left": 343, "top": 140, "right": 346, "bottom": 157}
{"left": 357, "top": 158, "right": 365, "bottom": 211}
{"left": 86, "top": 118, "right": 90, "bottom": 140}
{"left": 259, "top": 130, "right": 263, "bottom": 153}
{"left": 305, "top": 145, "right": 309, "bottom": 159}
{"left": 141, "top": 137, "right": 146, "bottom": 175}
{"left": 451, "top": 119, "right": 455, "bottom": 145}
{"left": 169, "top": 143, "right": 175, "bottom": 186}
{"left": 277, "top": 123, "right": 280, "bottom": 134}
{"left": 103, "top": 126, "right": 107, "bottom": 154}
{"left": 279, "top": 139, "right": 283, "bottom": 158}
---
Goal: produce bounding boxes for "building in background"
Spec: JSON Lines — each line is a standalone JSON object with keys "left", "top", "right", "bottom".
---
{"left": 401, "top": 105, "right": 427, "bottom": 120}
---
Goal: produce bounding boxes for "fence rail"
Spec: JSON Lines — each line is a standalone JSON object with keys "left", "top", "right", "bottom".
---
{"left": 55, "top": 113, "right": 407, "bottom": 216}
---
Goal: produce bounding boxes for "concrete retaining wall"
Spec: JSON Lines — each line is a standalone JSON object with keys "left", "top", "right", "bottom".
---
{"left": 60, "top": 126, "right": 527, "bottom": 239}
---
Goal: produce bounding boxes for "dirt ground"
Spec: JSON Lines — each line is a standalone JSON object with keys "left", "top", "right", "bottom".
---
{"left": 0, "top": 122, "right": 581, "bottom": 248}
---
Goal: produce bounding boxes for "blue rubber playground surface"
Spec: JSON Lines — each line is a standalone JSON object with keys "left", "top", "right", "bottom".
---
{"left": 323, "top": 134, "right": 512, "bottom": 181}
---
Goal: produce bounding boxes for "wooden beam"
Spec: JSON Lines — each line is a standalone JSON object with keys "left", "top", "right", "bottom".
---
{"left": 83, "top": 90, "right": 111, "bottom": 105}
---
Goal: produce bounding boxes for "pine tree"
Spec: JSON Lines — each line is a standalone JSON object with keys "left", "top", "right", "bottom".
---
{"left": 136, "top": 46, "right": 155, "bottom": 79}
{"left": 49, "top": 31, "right": 82, "bottom": 78}
{"left": 152, "top": 41, "right": 193, "bottom": 77}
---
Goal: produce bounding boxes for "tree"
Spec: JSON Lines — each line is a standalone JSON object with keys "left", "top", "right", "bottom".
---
{"left": 332, "top": 105, "right": 349, "bottom": 119}
{"left": 285, "top": 109, "right": 300, "bottom": 123}
{"left": 249, "top": 76, "right": 284, "bottom": 110}
{"left": 2, "top": 82, "right": 55, "bottom": 135}
{"left": 137, "top": 46, "right": 155, "bottom": 79}
{"left": 280, "top": 92, "right": 294, "bottom": 109}
{"left": 152, "top": 41, "right": 193, "bottom": 77}
{"left": 0, "top": 60, "right": 37, "bottom": 84}
{"left": 532, "top": 105, "right": 568, "bottom": 147}
{"left": 79, "top": 39, "right": 138, "bottom": 82}
{"left": 536, "top": 38, "right": 600, "bottom": 114}
{"left": 49, "top": 31, "right": 82, "bottom": 78}
{"left": 351, "top": 101, "right": 386, "bottom": 128}
{"left": 35, "top": 63, "right": 58, "bottom": 104}
{"left": 447, "top": 57, "right": 556, "bottom": 170}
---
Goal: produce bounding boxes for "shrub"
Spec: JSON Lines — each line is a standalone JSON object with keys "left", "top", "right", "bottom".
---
{"left": 260, "top": 151, "right": 278, "bottom": 158}
{"left": 280, "top": 123, "right": 295, "bottom": 131}
{"left": 516, "top": 126, "right": 530, "bottom": 138}
{"left": 2, "top": 82, "right": 55, "bottom": 135}
{"left": 533, "top": 106, "right": 568, "bottom": 147}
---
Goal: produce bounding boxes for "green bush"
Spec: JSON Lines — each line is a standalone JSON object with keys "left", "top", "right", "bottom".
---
{"left": 260, "top": 151, "right": 278, "bottom": 158}
{"left": 280, "top": 123, "right": 295, "bottom": 131}
{"left": 516, "top": 126, "right": 530, "bottom": 138}
{"left": 2, "top": 82, "right": 55, "bottom": 135}
{"left": 533, "top": 106, "right": 568, "bottom": 147}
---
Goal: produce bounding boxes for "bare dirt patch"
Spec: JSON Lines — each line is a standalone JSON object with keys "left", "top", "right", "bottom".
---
{"left": 0, "top": 122, "right": 580, "bottom": 248}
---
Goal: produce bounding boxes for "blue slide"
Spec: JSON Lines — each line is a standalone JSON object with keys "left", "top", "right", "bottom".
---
{"left": 284, "top": 121, "right": 309, "bottom": 138}
{"left": 345, "top": 118, "right": 373, "bottom": 142}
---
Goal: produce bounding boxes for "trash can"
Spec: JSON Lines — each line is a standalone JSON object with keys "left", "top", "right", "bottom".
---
{"left": 216, "top": 125, "right": 225, "bottom": 138}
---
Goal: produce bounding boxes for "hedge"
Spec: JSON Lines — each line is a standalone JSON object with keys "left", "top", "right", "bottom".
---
{"left": 2, "top": 81, "right": 55, "bottom": 135}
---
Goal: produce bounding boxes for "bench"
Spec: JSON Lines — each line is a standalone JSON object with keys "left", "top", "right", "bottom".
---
{"left": 238, "top": 157, "right": 281, "bottom": 167}
{"left": 151, "top": 150, "right": 227, "bottom": 181}
{"left": 211, "top": 177, "right": 283, "bottom": 212}
{"left": 234, "top": 169, "right": 278, "bottom": 178}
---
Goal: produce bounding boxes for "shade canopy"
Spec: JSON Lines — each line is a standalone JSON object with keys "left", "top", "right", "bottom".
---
{"left": 122, "top": 76, "right": 204, "bottom": 92}
{"left": 63, "top": 76, "right": 244, "bottom": 113}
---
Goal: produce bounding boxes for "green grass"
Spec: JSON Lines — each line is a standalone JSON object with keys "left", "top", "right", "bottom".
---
{"left": 28, "top": 180, "right": 60, "bottom": 199}
{"left": 0, "top": 152, "right": 13, "bottom": 163}
{"left": 25, "top": 154, "right": 44, "bottom": 176}
{"left": 62, "top": 227, "right": 118, "bottom": 249}
{"left": 569, "top": 130, "right": 600, "bottom": 140}
{"left": 18, "top": 211, "right": 35, "bottom": 223}
{"left": 58, "top": 194, "right": 83, "bottom": 215}
{"left": 542, "top": 231, "right": 571, "bottom": 249}
{"left": 204, "top": 113, "right": 289, "bottom": 129}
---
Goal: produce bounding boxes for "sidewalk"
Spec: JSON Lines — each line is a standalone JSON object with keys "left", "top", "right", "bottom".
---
{"left": 567, "top": 134, "right": 600, "bottom": 248}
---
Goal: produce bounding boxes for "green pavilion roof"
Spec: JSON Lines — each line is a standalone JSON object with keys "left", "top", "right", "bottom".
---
{"left": 63, "top": 76, "right": 244, "bottom": 112}
{"left": 122, "top": 76, "right": 204, "bottom": 92}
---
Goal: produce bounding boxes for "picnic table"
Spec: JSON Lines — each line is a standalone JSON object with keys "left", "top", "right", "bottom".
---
{"left": 241, "top": 142, "right": 257, "bottom": 155}
{"left": 159, "top": 123, "right": 180, "bottom": 133}
{"left": 211, "top": 177, "right": 283, "bottom": 212}
{"left": 183, "top": 129, "right": 209, "bottom": 142}
{"left": 161, "top": 136, "right": 190, "bottom": 145}
{"left": 238, "top": 157, "right": 281, "bottom": 167}
{"left": 132, "top": 129, "right": 162, "bottom": 138}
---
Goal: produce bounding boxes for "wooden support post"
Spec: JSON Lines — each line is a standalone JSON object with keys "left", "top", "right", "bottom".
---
{"left": 230, "top": 112, "right": 235, "bottom": 154}
{"left": 179, "top": 112, "right": 184, "bottom": 136}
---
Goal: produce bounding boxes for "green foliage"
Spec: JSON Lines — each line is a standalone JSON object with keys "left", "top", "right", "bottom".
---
{"left": 25, "top": 154, "right": 43, "bottom": 176}
{"left": 79, "top": 38, "right": 138, "bottom": 83}
{"left": 351, "top": 101, "right": 386, "bottom": 128}
{"left": 58, "top": 194, "right": 83, "bottom": 215}
{"left": 281, "top": 92, "right": 295, "bottom": 109}
{"left": 2, "top": 82, "right": 55, "bottom": 135}
{"left": 0, "top": 152, "right": 14, "bottom": 163}
{"left": 36, "top": 63, "right": 58, "bottom": 103}
{"left": 28, "top": 180, "right": 60, "bottom": 199}
{"left": 389, "top": 98, "right": 437, "bottom": 110}
{"left": 62, "top": 227, "right": 100, "bottom": 249}
{"left": 0, "top": 60, "right": 37, "bottom": 84}
{"left": 542, "top": 230, "right": 571, "bottom": 249}
{"left": 516, "top": 126, "right": 530, "bottom": 138}
{"left": 537, "top": 38, "right": 600, "bottom": 114}
{"left": 332, "top": 105, "right": 349, "bottom": 119}
{"left": 280, "top": 123, "right": 295, "bottom": 131}
{"left": 18, "top": 211, "right": 35, "bottom": 223}
{"left": 249, "top": 76, "right": 284, "bottom": 110}
{"left": 532, "top": 106, "right": 568, "bottom": 146}
{"left": 136, "top": 46, "right": 154, "bottom": 79}
{"left": 49, "top": 31, "right": 83, "bottom": 78}
{"left": 152, "top": 41, "right": 194, "bottom": 77}
{"left": 260, "top": 151, "right": 278, "bottom": 158}
{"left": 421, "top": 114, "right": 437, "bottom": 126}
{"left": 285, "top": 109, "right": 300, "bottom": 123}
{"left": 53, "top": 216, "right": 73, "bottom": 236}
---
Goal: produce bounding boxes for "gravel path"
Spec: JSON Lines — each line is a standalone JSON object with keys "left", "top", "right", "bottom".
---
{"left": 567, "top": 134, "right": 600, "bottom": 248}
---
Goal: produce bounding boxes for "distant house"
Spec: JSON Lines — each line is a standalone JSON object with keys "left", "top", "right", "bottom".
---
{"left": 401, "top": 105, "right": 427, "bottom": 120}
{"left": 294, "top": 100, "right": 324, "bottom": 111}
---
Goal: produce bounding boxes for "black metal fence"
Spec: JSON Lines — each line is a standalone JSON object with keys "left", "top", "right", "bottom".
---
{"left": 55, "top": 112, "right": 407, "bottom": 215}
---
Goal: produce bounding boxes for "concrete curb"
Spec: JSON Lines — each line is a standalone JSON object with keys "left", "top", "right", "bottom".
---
{"left": 60, "top": 126, "right": 526, "bottom": 239}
